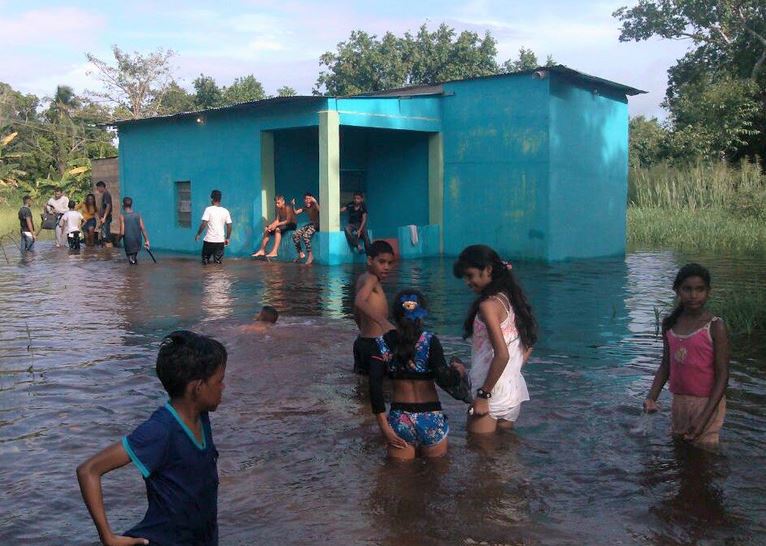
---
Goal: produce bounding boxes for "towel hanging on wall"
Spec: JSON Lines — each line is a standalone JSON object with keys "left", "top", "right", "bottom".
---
{"left": 408, "top": 224, "right": 419, "bottom": 246}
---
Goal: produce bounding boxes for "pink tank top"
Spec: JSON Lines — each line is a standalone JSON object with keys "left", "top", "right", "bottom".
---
{"left": 666, "top": 317, "right": 718, "bottom": 397}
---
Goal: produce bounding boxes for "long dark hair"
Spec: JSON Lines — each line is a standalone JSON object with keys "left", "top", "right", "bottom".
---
{"left": 453, "top": 245, "right": 537, "bottom": 348}
{"left": 391, "top": 289, "right": 427, "bottom": 365}
{"left": 662, "top": 263, "right": 711, "bottom": 333}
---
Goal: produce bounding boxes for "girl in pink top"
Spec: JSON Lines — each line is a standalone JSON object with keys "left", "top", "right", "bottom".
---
{"left": 453, "top": 245, "right": 537, "bottom": 434}
{"left": 644, "top": 263, "right": 730, "bottom": 446}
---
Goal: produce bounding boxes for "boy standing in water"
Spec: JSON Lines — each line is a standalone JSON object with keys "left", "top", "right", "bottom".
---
{"left": 195, "top": 189, "right": 233, "bottom": 265}
{"left": 353, "top": 240, "right": 396, "bottom": 375}
{"left": 119, "top": 197, "right": 151, "bottom": 265}
{"left": 18, "top": 194, "right": 35, "bottom": 252}
{"left": 77, "top": 330, "right": 226, "bottom": 546}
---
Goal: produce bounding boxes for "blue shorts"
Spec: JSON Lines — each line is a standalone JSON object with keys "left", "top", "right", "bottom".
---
{"left": 388, "top": 402, "right": 448, "bottom": 447}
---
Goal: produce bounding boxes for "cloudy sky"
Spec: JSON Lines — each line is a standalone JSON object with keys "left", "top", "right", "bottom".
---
{"left": 1, "top": 0, "right": 691, "bottom": 118}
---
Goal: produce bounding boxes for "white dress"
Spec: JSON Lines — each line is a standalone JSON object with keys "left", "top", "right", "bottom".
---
{"left": 470, "top": 293, "right": 529, "bottom": 421}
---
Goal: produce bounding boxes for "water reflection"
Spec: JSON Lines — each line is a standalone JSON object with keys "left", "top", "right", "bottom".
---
{"left": 0, "top": 241, "right": 765, "bottom": 544}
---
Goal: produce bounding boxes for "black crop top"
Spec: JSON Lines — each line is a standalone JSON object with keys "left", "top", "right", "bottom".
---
{"left": 368, "top": 330, "right": 447, "bottom": 414}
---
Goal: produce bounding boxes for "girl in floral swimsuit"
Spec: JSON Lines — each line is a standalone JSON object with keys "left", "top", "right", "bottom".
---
{"left": 369, "top": 289, "right": 466, "bottom": 460}
{"left": 453, "top": 245, "right": 538, "bottom": 434}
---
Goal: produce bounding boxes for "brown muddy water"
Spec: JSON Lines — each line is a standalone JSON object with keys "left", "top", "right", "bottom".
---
{"left": 1, "top": 242, "right": 765, "bottom": 545}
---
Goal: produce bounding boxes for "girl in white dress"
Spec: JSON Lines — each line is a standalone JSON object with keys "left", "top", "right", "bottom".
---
{"left": 453, "top": 245, "right": 537, "bottom": 433}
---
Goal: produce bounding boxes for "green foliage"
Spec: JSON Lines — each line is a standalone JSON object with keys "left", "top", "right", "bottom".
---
{"left": 222, "top": 75, "right": 266, "bottom": 104}
{"left": 315, "top": 23, "right": 501, "bottom": 95}
{"left": 627, "top": 206, "right": 766, "bottom": 254}
{"left": 85, "top": 46, "right": 176, "bottom": 119}
{"left": 629, "top": 116, "right": 669, "bottom": 167}
{"left": 501, "top": 47, "right": 555, "bottom": 73}
{"left": 615, "top": 1, "right": 766, "bottom": 163}
{"left": 153, "top": 82, "right": 196, "bottom": 115}
{"left": 193, "top": 74, "right": 223, "bottom": 109}
{"left": 628, "top": 158, "right": 764, "bottom": 209}
{"left": 276, "top": 86, "right": 297, "bottom": 97}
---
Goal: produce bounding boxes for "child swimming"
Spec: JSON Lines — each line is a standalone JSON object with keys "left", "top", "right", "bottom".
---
{"left": 369, "top": 289, "right": 465, "bottom": 459}
{"left": 453, "top": 245, "right": 537, "bottom": 434}
{"left": 644, "top": 263, "right": 730, "bottom": 446}
{"left": 77, "top": 330, "right": 226, "bottom": 545}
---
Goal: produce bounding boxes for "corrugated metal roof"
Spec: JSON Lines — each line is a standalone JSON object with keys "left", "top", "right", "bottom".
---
{"left": 354, "top": 65, "right": 645, "bottom": 98}
{"left": 109, "top": 95, "right": 325, "bottom": 127}
{"left": 108, "top": 65, "right": 645, "bottom": 126}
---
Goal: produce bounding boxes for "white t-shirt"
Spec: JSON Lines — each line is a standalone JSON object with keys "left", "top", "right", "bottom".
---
{"left": 201, "top": 205, "right": 232, "bottom": 243}
{"left": 47, "top": 195, "right": 70, "bottom": 214}
{"left": 60, "top": 210, "right": 83, "bottom": 234}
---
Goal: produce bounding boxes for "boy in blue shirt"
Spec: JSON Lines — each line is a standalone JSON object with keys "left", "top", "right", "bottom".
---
{"left": 77, "top": 330, "right": 226, "bottom": 546}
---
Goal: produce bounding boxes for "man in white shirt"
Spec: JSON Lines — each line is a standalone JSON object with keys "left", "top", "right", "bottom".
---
{"left": 46, "top": 187, "right": 69, "bottom": 247}
{"left": 60, "top": 200, "right": 84, "bottom": 250}
{"left": 195, "top": 189, "right": 233, "bottom": 264}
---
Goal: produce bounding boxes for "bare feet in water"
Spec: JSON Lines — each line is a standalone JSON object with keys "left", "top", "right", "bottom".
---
{"left": 305, "top": 252, "right": 314, "bottom": 265}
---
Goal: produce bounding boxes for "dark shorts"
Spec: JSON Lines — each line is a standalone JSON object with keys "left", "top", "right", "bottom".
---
{"left": 83, "top": 218, "right": 97, "bottom": 232}
{"left": 202, "top": 241, "right": 225, "bottom": 264}
{"left": 388, "top": 402, "right": 448, "bottom": 447}
{"left": 353, "top": 336, "right": 380, "bottom": 375}
{"left": 278, "top": 222, "right": 296, "bottom": 233}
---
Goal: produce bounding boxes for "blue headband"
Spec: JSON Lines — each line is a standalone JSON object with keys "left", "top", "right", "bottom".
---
{"left": 399, "top": 294, "right": 427, "bottom": 320}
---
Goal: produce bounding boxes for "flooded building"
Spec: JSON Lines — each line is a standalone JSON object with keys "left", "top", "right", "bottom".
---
{"left": 114, "top": 66, "right": 644, "bottom": 263}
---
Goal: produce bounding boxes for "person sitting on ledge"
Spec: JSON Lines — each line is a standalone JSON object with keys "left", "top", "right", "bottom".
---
{"left": 340, "top": 191, "right": 370, "bottom": 254}
{"left": 252, "top": 195, "right": 296, "bottom": 258}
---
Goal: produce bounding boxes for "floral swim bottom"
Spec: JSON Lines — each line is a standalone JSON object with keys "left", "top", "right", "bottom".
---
{"left": 388, "top": 405, "right": 448, "bottom": 447}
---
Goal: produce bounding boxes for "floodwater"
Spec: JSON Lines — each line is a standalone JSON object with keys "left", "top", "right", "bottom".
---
{"left": 1, "top": 242, "right": 765, "bottom": 545}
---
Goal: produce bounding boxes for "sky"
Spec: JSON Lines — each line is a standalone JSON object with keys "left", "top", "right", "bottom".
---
{"left": 0, "top": 0, "right": 692, "bottom": 119}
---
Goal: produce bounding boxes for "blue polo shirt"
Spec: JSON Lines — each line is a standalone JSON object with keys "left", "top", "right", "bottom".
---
{"left": 122, "top": 403, "right": 219, "bottom": 546}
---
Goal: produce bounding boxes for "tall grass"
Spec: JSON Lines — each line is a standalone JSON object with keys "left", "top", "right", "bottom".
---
{"left": 628, "top": 159, "right": 766, "bottom": 253}
{"left": 628, "top": 158, "right": 765, "bottom": 213}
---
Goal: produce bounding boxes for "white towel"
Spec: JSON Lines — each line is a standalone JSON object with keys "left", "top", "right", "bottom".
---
{"left": 408, "top": 224, "right": 419, "bottom": 246}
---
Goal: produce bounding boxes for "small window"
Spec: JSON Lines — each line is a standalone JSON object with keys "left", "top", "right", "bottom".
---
{"left": 176, "top": 181, "right": 191, "bottom": 227}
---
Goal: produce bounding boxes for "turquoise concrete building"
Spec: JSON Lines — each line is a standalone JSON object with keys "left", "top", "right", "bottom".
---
{"left": 114, "top": 66, "right": 643, "bottom": 264}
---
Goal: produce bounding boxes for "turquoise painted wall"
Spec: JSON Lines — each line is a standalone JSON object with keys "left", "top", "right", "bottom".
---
{"left": 365, "top": 129, "right": 430, "bottom": 239}
{"left": 440, "top": 76, "right": 551, "bottom": 259}
{"left": 119, "top": 101, "right": 325, "bottom": 256}
{"left": 547, "top": 74, "right": 629, "bottom": 260}
{"left": 335, "top": 97, "right": 441, "bottom": 132}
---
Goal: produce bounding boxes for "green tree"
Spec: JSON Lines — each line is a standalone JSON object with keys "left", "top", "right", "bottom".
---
{"left": 502, "top": 47, "right": 557, "bottom": 73}
{"left": 276, "top": 86, "right": 297, "bottom": 97}
{"left": 193, "top": 74, "right": 222, "bottom": 109}
{"left": 85, "top": 46, "right": 176, "bottom": 119}
{"left": 222, "top": 75, "right": 266, "bottom": 105}
{"left": 153, "top": 81, "right": 196, "bottom": 115}
{"left": 629, "top": 116, "right": 669, "bottom": 168}
{"left": 315, "top": 23, "right": 500, "bottom": 95}
{"left": 614, "top": 1, "right": 766, "bottom": 160}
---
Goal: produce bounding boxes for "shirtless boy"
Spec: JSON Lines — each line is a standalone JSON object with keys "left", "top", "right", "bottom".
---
{"left": 353, "top": 240, "right": 396, "bottom": 375}
{"left": 252, "top": 196, "right": 296, "bottom": 258}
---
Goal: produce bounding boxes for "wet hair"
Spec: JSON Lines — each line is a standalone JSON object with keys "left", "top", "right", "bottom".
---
{"left": 23, "top": 194, "right": 31, "bottom": 203}
{"left": 391, "top": 289, "right": 427, "bottom": 366}
{"left": 367, "top": 239, "right": 394, "bottom": 258}
{"left": 95, "top": 181, "right": 106, "bottom": 188}
{"left": 68, "top": 200, "right": 76, "bottom": 209}
{"left": 122, "top": 196, "right": 133, "bottom": 208}
{"left": 453, "top": 244, "right": 537, "bottom": 348}
{"left": 275, "top": 195, "right": 285, "bottom": 202}
{"left": 259, "top": 305, "right": 279, "bottom": 323}
{"left": 156, "top": 330, "right": 227, "bottom": 399}
{"left": 662, "top": 263, "right": 712, "bottom": 333}
{"left": 353, "top": 191, "right": 363, "bottom": 198}
{"left": 210, "top": 189, "right": 222, "bottom": 202}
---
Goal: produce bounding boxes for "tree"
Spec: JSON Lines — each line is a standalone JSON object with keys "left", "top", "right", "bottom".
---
{"left": 152, "top": 81, "right": 197, "bottom": 115}
{"left": 614, "top": 1, "right": 766, "bottom": 161}
{"left": 315, "top": 23, "right": 501, "bottom": 95}
{"left": 85, "top": 46, "right": 176, "bottom": 119}
{"left": 502, "top": 47, "right": 557, "bottom": 73}
{"left": 276, "top": 86, "right": 297, "bottom": 97}
{"left": 193, "top": 74, "right": 223, "bottom": 109}
{"left": 222, "top": 75, "right": 266, "bottom": 105}
{"left": 629, "top": 116, "right": 669, "bottom": 167}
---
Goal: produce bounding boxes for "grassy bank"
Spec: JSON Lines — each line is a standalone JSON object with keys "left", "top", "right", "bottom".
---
{"left": 627, "top": 159, "right": 766, "bottom": 254}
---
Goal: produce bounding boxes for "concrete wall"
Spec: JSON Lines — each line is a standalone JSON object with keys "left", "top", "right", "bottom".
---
{"left": 441, "top": 75, "right": 551, "bottom": 260}
{"left": 119, "top": 101, "right": 325, "bottom": 255}
{"left": 547, "top": 74, "right": 629, "bottom": 260}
